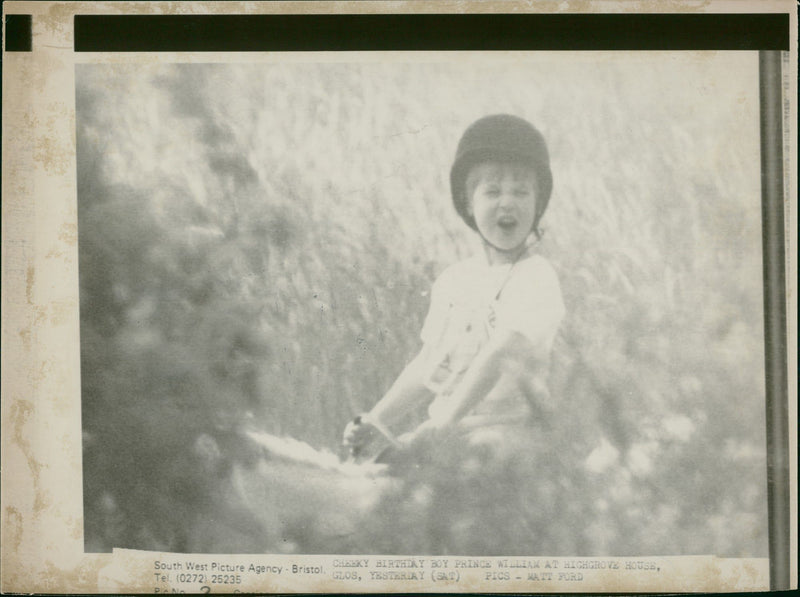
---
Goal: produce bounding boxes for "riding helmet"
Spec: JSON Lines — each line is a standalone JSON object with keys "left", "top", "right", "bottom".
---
{"left": 450, "top": 114, "right": 553, "bottom": 234}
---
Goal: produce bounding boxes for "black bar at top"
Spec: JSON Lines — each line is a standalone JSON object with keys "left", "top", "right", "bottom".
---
{"left": 73, "top": 13, "right": 790, "bottom": 52}
{"left": 5, "top": 14, "right": 33, "bottom": 52}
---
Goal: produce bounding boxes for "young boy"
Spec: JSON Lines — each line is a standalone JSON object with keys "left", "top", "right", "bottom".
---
{"left": 344, "top": 114, "right": 565, "bottom": 458}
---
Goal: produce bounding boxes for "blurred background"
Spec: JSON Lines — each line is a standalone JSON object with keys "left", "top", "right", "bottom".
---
{"left": 77, "top": 54, "right": 768, "bottom": 555}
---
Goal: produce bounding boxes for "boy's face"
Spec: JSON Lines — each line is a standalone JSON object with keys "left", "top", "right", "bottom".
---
{"left": 466, "top": 162, "right": 538, "bottom": 254}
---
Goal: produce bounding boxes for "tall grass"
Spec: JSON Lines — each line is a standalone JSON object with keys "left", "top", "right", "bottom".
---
{"left": 77, "top": 55, "right": 767, "bottom": 555}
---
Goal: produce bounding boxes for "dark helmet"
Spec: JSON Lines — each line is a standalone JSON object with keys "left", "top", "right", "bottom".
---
{"left": 450, "top": 114, "right": 553, "bottom": 235}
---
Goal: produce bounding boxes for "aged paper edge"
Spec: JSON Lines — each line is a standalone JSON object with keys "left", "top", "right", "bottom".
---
{"left": 1, "top": 0, "right": 797, "bottom": 593}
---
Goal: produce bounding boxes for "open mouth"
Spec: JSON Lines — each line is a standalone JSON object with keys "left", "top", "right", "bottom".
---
{"left": 497, "top": 215, "right": 518, "bottom": 231}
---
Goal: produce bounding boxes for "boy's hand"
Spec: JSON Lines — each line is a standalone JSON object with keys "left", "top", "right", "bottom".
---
{"left": 342, "top": 415, "right": 382, "bottom": 457}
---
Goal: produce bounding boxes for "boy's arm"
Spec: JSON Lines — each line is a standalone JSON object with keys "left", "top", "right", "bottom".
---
{"left": 420, "top": 328, "right": 546, "bottom": 431}
{"left": 366, "top": 348, "right": 435, "bottom": 428}
{"left": 343, "top": 348, "right": 434, "bottom": 453}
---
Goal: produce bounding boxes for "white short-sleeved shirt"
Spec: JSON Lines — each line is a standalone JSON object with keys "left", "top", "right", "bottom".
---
{"left": 420, "top": 252, "right": 565, "bottom": 425}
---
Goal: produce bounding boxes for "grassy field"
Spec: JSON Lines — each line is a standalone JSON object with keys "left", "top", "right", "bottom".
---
{"left": 77, "top": 54, "right": 768, "bottom": 555}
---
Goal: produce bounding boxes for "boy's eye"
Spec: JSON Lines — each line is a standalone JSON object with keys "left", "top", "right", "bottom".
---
{"left": 483, "top": 186, "right": 500, "bottom": 197}
{"left": 513, "top": 187, "right": 532, "bottom": 198}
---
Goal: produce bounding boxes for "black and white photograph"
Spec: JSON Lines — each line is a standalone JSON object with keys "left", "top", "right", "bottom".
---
{"left": 1, "top": 2, "right": 795, "bottom": 594}
{"left": 76, "top": 53, "right": 770, "bottom": 557}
